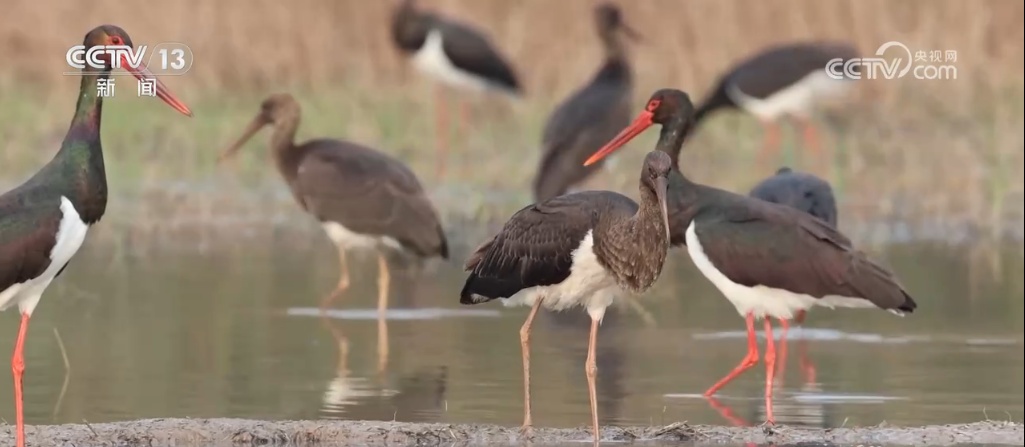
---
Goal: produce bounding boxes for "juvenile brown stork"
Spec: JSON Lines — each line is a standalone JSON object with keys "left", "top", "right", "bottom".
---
{"left": 532, "top": 2, "right": 638, "bottom": 202}
{"left": 585, "top": 88, "right": 917, "bottom": 425}
{"left": 692, "top": 41, "right": 859, "bottom": 168}
{"left": 390, "top": 0, "right": 521, "bottom": 178}
{"left": 461, "top": 151, "right": 674, "bottom": 444}
{"left": 0, "top": 25, "right": 192, "bottom": 447}
{"left": 217, "top": 93, "right": 448, "bottom": 324}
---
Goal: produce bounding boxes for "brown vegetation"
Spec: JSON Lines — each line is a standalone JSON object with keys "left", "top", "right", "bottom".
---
{"left": 0, "top": 0, "right": 1022, "bottom": 235}
{"left": 2, "top": 0, "right": 1022, "bottom": 96}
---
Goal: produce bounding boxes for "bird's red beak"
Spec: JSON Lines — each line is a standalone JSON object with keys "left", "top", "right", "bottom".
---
{"left": 583, "top": 110, "right": 653, "bottom": 166}
{"left": 123, "top": 55, "right": 193, "bottom": 117}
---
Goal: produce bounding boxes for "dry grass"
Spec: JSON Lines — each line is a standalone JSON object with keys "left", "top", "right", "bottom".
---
{"left": 0, "top": 0, "right": 1023, "bottom": 238}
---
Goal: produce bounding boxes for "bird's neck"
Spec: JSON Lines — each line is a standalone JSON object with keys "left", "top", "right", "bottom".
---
{"left": 597, "top": 31, "right": 630, "bottom": 82}
{"left": 47, "top": 68, "right": 109, "bottom": 223}
{"left": 595, "top": 189, "right": 670, "bottom": 294}
{"left": 655, "top": 118, "right": 691, "bottom": 169}
{"left": 269, "top": 115, "right": 302, "bottom": 177}
{"left": 60, "top": 70, "right": 107, "bottom": 155}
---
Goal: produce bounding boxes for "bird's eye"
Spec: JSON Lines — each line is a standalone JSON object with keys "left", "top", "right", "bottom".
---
{"left": 110, "top": 36, "right": 123, "bottom": 45}
{"left": 646, "top": 99, "right": 661, "bottom": 112}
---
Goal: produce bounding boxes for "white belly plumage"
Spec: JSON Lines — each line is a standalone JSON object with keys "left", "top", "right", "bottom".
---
{"left": 685, "top": 221, "right": 875, "bottom": 320}
{"left": 726, "top": 71, "right": 851, "bottom": 121}
{"left": 322, "top": 222, "right": 402, "bottom": 252}
{"left": 411, "top": 30, "right": 500, "bottom": 93}
{"left": 500, "top": 230, "right": 620, "bottom": 323}
{"left": 0, "top": 196, "right": 89, "bottom": 316}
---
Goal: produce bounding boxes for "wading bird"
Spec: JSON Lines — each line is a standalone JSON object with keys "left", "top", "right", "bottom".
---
{"left": 584, "top": 88, "right": 916, "bottom": 425}
{"left": 532, "top": 2, "right": 638, "bottom": 202}
{"left": 217, "top": 94, "right": 448, "bottom": 362}
{"left": 461, "top": 151, "right": 674, "bottom": 445}
{"left": 692, "top": 41, "right": 859, "bottom": 169}
{"left": 0, "top": 25, "right": 192, "bottom": 447}
{"left": 390, "top": 0, "right": 521, "bottom": 178}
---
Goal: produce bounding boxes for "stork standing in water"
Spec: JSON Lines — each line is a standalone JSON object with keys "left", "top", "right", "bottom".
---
{"left": 532, "top": 2, "right": 638, "bottom": 202}
{"left": 217, "top": 94, "right": 448, "bottom": 371}
{"left": 0, "top": 25, "right": 192, "bottom": 447}
{"left": 585, "top": 88, "right": 917, "bottom": 425}
{"left": 692, "top": 41, "right": 859, "bottom": 169}
{"left": 461, "top": 151, "right": 674, "bottom": 444}
{"left": 390, "top": 0, "right": 521, "bottom": 178}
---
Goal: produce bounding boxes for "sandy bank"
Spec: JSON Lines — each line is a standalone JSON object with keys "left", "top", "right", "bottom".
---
{"left": 3, "top": 419, "right": 1021, "bottom": 446}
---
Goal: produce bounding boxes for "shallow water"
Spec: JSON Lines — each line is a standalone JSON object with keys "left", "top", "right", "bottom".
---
{"left": 1, "top": 229, "right": 1022, "bottom": 432}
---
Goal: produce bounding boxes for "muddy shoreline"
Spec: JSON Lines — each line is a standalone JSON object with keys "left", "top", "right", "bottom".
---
{"left": 3, "top": 419, "right": 1021, "bottom": 446}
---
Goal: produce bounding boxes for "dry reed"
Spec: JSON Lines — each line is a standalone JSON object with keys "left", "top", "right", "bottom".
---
{"left": 0, "top": 0, "right": 1022, "bottom": 239}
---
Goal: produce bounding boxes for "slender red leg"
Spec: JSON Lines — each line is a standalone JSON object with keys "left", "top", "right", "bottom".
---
{"left": 756, "top": 121, "right": 782, "bottom": 167}
{"left": 12, "top": 313, "right": 30, "bottom": 447}
{"left": 800, "top": 338, "right": 817, "bottom": 385}
{"left": 434, "top": 85, "right": 448, "bottom": 179}
{"left": 704, "top": 313, "right": 758, "bottom": 397}
{"left": 763, "top": 318, "right": 777, "bottom": 425}
{"left": 798, "top": 118, "right": 825, "bottom": 172}
{"left": 774, "top": 318, "right": 790, "bottom": 388}
{"left": 704, "top": 395, "right": 750, "bottom": 427}
{"left": 457, "top": 98, "right": 472, "bottom": 177}
{"left": 789, "top": 310, "right": 816, "bottom": 385}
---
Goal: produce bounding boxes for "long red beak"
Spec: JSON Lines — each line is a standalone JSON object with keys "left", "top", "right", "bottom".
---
{"left": 583, "top": 110, "right": 653, "bottom": 166}
{"left": 123, "top": 55, "right": 193, "bottom": 117}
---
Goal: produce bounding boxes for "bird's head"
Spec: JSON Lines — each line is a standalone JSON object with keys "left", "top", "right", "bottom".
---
{"left": 217, "top": 93, "right": 300, "bottom": 163}
{"left": 78, "top": 25, "right": 192, "bottom": 116}
{"left": 584, "top": 89, "right": 695, "bottom": 166}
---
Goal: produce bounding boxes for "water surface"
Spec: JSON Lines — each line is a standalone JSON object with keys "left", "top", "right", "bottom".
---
{"left": 1, "top": 228, "right": 1022, "bottom": 431}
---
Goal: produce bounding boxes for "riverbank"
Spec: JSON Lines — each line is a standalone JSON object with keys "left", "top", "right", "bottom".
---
{"left": 4, "top": 419, "right": 1021, "bottom": 446}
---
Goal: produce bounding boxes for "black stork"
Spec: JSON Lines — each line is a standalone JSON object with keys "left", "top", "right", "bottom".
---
{"left": 749, "top": 166, "right": 838, "bottom": 329}
{"left": 0, "top": 25, "right": 192, "bottom": 447}
{"left": 532, "top": 2, "right": 638, "bottom": 202}
{"left": 692, "top": 41, "right": 859, "bottom": 168}
{"left": 460, "top": 151, "right": 674, "bottom": 444}
{"left": 217, "top": 94, "right": 449, "bottom": 355}
{"left": 584, "top": 88, "right": 917, "bottom": 425}
{"left": 390, "top": 0, "right": 521, "bottom": 178}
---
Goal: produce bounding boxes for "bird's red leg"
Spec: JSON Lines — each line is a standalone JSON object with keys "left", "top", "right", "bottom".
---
{"left": 798, "top": 118, "right": 826, "bottom": 172}
{"left": 519, "top": 298, "right": 544, "bottom": 438}
{"left": 457, "top": 98, "right": 472, "bottom": 177}
{"left": 756, "top": 121, "right": 782, "bottom": 167}
{"left": 12, "top": 313, "right": 30, "bottom": 447}
{"left": 789, "top": 310, "right": 816, "bottom": 385}
{"left": 800, "top": 337, "right": 817, "bottom": 385}
{"left": 704, "top": 395, "right": 750, "bottom": 427}
{"left": 774, "top": 318, "right": 790, "bottom": 389}
{"left": 434, "top": 84, "right": 448, "bottom": 180}
{"left": 763, "top": 318, "right": 777, "bottom": 425}
{"left": 704, "top": 313, "right": 759, "bottom": 396}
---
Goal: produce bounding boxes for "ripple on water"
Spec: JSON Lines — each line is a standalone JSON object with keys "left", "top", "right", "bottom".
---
{"left": 691, "top": 328, "right": 1020, "bottom": 346}
{"left": 286, "top": 307, "right": 503, "bottom": 320}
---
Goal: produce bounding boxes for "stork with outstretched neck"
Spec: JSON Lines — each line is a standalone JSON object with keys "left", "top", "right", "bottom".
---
{"left": 217, "top": 94, "right": 448, "bottom": 370}
{"left": 461, "top": 151, "right": 674, "bottom": 445}
{"left": 585, "top": 88, "right": 916, "bottom": 425}
{"left": 532, "top": 2, "right": 638, "bottom": 202}
{"left": 0, "top": 25, "right": 192, "bottom": 447}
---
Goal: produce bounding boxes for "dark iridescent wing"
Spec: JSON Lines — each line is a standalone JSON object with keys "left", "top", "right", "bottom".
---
{"left": 694, "top": 198, "right": 913, "bottom": 312}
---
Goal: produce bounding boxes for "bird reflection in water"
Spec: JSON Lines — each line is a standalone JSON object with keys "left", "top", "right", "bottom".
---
{"left": 317, "top": 260, "right": 449, "bottom": 420}
{"left": 703, "top": 326, "right": 832, "bottom": 429}
{"left": 540, "top": 304, "right": 632, "bottom": 429}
